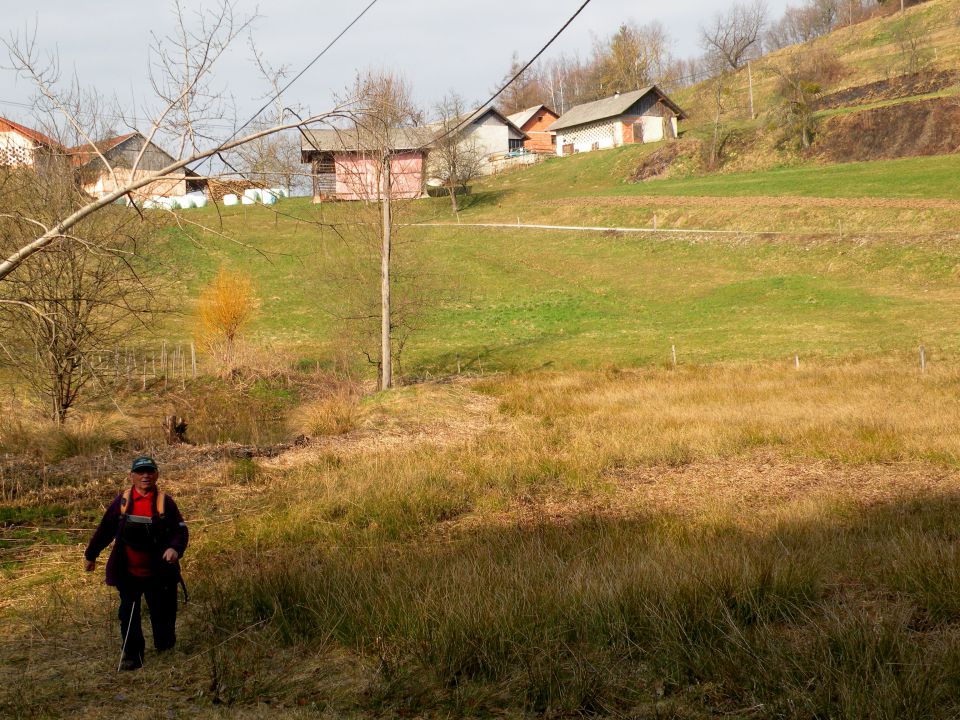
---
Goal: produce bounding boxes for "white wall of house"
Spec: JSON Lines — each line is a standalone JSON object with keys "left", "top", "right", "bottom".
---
{"left": 461, "top": 113, "right": 511, "bottom": 161}
{"left": 555, "top": 118, "right": 619, "bottom": 156}
{"left": 556, "top": 113, "right": 679, "bottom": 156}
{"left": 458, "top": 113, "right": 527, "bottom": 175}
{"left": 0, "top": 131, "right": 37, "bottom": 166}
{"left": 641, "top": 116, "right": 664, "bottom": 143}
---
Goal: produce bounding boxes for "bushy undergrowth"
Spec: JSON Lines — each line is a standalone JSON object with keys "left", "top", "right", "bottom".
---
{"left": 0, "top": 411, "right": 134, "bottom": 462}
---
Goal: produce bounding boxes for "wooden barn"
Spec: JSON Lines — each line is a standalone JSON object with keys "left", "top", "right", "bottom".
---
{"left": 300, "top": 127, "right": 434, "bottom": 201}
{"left": 68, "top": 132, "right": 200, "bottom": 199}
{"left": 549, "top": 86, "right": 686, "bottom": 157}
{"left": 506, "top": 104, "right": 559, "bottom": 154}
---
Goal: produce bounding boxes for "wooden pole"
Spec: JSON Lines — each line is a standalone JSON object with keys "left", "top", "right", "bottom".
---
{"left": 747, "top": 61, "right": 755, "bottom": 120}
{"left": 795, "top": 354, "right": 800, "bottom": 370}
{"left": 920, "top": 344, "right": 926, "bottom": 373}
{"left": 671, "top": 344, "right": 677, "bottom": 369}
{"left": 190, "top": 342, "right": 197, "bottom": 379}
{"left": 380, "top": 153, "right": 393, "bottom": 390}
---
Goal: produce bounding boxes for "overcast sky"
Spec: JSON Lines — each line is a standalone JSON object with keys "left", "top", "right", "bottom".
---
{"left": 3, "top": 0, "right": 793, "bottom": 132}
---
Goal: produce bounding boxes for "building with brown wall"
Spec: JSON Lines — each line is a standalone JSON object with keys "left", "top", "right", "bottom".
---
{"left": 549, "top": 87, "right": 686, "bottom": 157}
{"left": 507, "top": 104, "right": 559, "bottom": 154}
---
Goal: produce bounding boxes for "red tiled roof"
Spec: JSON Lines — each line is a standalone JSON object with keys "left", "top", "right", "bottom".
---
{"left": 67, "top": 132, "right": 139, "bottom": 167}
{"left": 0, "top": 116, "right": 63, "bottom": 149}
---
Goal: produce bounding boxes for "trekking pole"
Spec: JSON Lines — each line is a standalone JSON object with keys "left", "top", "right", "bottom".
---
{"left": 118, "top": 599, "right": 138, "bottom": 672}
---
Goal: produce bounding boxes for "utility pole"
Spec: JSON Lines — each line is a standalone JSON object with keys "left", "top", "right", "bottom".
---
{"left": 380, "top": 152, "right": 392, "bottom": 390}
{"left": 748, "top": 61, "right": 755, "bottom": 120}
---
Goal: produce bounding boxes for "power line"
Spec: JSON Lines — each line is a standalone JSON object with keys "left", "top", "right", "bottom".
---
{"left": 427, "top": 0, "right": 595, "bottom": 149}
{"left": 211, "top": 0, "right": 381, "bottom": 154}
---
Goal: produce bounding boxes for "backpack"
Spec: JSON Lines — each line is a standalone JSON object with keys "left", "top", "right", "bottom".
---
{"left": 118, "top": 487, "right": 189, "bottom": 602}
{"left": 120, "top": 487, "right": 167, "bottom": 518}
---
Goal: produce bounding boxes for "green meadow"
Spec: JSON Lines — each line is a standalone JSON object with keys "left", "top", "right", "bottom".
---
{"left": 159, "top": 182, "right": 960, "bottom": 374}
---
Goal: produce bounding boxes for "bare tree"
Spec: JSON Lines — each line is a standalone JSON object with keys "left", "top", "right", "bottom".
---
{"left": 693, "top": 51, "right": 735, "bottom": 169}
{"left": 0, "top": 1, "right": 351, "bottom": 283}
{"left": 429, "top": 92, "right": 485, "bottom": 214}
{"left": 497, "top": 52, "right": 543, "bottom": 114}
{"left": 770, "top": 47, "right": 843, "bottom": 150}
{"left": 700, "top": 0, "right": 769, "bottom": 71}
{"left": 593, "top": 21, "right": 676, "bottom": 94}
{"left": 766, "top": 0, "right": 842, "bottom": 49}
{"left": 539, "top": 53, "right": 598, "bottom": 113}
{"left": 0, "top": 166, "right": 164, "bottom": 423}
{"left": 327, "top": 70, "right": 424, "bottom": 390}
{"left": 893, "top": 16, "right": 933, "bottom": 74}
{"left": 233, "top": 39, "right": 308, "bottom": 193}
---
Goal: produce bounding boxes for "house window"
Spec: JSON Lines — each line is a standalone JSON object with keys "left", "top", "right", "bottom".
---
{"left": 591, "top": 141, "right": 600, "bottom": 151}
{"left": 551, "top": 135, "right": 556, "bottom": 145}
{"left": 314, "top": 155, "right": 334, "bottom": 173}
{"left": 508, "top": 138, "right": 523, "bottom": 151}
{"left": 537, "top": 115, "right": 544, "bottom": 122}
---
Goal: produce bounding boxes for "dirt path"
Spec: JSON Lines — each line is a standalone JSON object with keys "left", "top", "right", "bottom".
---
{"left": 542, "top": 195, "right": 960, "bottom": 212}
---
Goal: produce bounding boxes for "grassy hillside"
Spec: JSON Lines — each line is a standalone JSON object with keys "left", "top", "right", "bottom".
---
{"left": 154, "top": 183, "right": 960, "bottom": 375}
{"left": 664, "top": 0, "right": 960, "bottom": 178}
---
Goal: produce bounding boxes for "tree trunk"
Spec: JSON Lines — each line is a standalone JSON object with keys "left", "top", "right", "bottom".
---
{"left": 380, "top": 154, "right": 392, "bottom": 391}
{"left": 448, "top": 184, "right": 459, "bottom": 213}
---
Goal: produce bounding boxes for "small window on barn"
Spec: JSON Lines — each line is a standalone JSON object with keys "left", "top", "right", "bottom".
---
{"left": 551, "top": 135, "right": 556, "bottom": 145}
{"left": 537, "top": 115, "right": 544, "bottom": 122}
{"left": 591, "top": 141, "right": 600, "bottom": 151}
{"left": 315, "top": 156, "right": 334, "bottom": 173}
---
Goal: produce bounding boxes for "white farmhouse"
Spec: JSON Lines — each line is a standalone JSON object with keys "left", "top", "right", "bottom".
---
{"left": 456, "top": 106, "right": 528, "bottom": 163}
{"left": 427, "top": 107, "right": 528, "bottom": 178}
{"left": 0, "top": 116, "right": 62, "bottom": 167}
{"left": 549, "top": 86, "right": 686, "bottom": 157}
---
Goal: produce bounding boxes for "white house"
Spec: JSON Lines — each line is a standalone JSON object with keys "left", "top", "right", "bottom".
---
{"left": 0, "top": 116, "right": 62, "bottom": 167}
{"left": 456, "top": 106, "right": 527, "bottom": 162}
{"left": 428, "top": 107, "right": 529, "bottom": 177}
{"left": 549, "top": 86, "right": 687, "bottom": 157}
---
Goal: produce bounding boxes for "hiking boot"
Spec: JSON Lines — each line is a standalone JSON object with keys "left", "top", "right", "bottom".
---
{"left": 119, "top": 656, "right": 143, "bottom": 671}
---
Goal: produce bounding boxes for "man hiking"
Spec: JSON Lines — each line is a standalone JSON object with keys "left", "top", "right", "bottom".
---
{"left": 84, "top": 456, "right": 188, "bottom": 671}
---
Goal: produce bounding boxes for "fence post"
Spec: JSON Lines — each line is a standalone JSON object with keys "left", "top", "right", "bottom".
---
{"left": 671, "top": 344, "right": 677, "bottom": 369}
{"left": 795, "top": 354, "right": 800, "bottom": 370}
{"left": 191, "top": 343, "right": 197, "bottom": 379}
{"left": 920, "top": 344, "right": 926, "bottom": 374}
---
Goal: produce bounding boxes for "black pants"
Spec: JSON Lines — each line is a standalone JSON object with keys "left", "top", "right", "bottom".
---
{"left": 117, "top": 574, "right": 178, "bottom": 661}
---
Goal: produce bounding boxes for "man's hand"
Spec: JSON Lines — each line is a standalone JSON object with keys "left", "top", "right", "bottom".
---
{"left": 163, "top": 548, "right": 179, "bottom": 563}
{"left": 84, "top": 559, "right": 95, "bottom": 572}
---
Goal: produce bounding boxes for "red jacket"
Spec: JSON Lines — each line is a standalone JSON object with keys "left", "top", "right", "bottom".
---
{"left": 84, "top": 490, "right": 188, "bottom": 586}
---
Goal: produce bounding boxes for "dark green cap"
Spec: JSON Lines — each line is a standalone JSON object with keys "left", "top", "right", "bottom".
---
{"left": 131, "top": 456, "right": 158, "bottom": 473}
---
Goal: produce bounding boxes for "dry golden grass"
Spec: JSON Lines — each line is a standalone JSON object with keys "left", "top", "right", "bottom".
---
{"left": 6, "top": 360, "right": 960, "bottom": 717}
